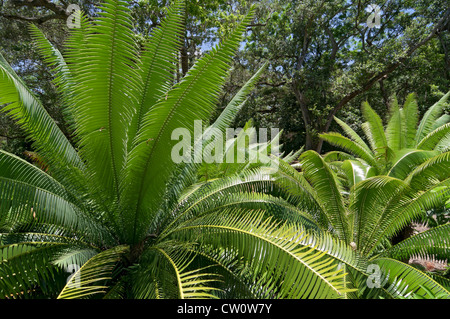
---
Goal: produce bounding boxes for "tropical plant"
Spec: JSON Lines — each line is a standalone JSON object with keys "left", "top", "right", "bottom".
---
{"left": 0, "top": 0, "right": 362, "bottom": 299}
{"left": 320, "top": 92, "right": 450, "bottom": 184}
{"left": 272, "top": 150, "right": 450, "bottom": 299}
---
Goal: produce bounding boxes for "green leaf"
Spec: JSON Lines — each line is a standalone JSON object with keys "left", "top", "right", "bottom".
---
{"left": 57, "top": 245, "right": 129, "bottom": 299}
{"left": 387, "top": 149, "right": 438, "bottom": 180}
{"left": 0, "top": 52, "right": 83, "bottom": 172}
{"left": 299, "top": 151, "right": 350, "bottom": 242}
{"left": 127, "top": 0, "right": 185, "bottom": 147}
{"left": 319, "top": 132, "right": 377, "bottom": 168}
{"left": 415, "top": 91, "right": 450, "bottom": 146}
{"left": 120, "top": 8, "right": 255, "bottom": 244}
{"left": 342, "top": 159, "right": 376, "bottom": 187}
{"left": 402, "top": 93, "right": 419, "bottom": 148}
{"left": 171, "top": 209, "right": 356, "bottom": 298}
{"left": 361, "top": 101, "right": 388, "bottom": 157}
{"left": 372, "top": 258, "right": 450, "bottom": 299}
{"left": 67, "top": 0, "right": 142, "bottom": 204}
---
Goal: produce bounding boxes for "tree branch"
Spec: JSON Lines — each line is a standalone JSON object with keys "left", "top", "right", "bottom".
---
{"left": 1, "top": 0, "right": 69, "bottom": 24}
{"left": 317, "top": 7, "right": 450, "bottom": 152}
{"left": 0, "top": 12, "right": 61, "bottom": 23}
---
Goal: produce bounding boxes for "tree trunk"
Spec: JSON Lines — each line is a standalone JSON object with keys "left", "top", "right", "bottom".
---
{"left": 180, "top": 45, "right": 189, "bottom": 76}
{"left": 292, "top": 81, "right": 315, "bottom": 150}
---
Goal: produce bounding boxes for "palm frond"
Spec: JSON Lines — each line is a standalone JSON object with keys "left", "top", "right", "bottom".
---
{"left": 367, "top": 179, "right": 450, "bottom": 255}
{"left": 319, "top": 132, "right": 377, "bottom": 168}
{"left": 119, "top": 8, "right": 255, "bottom": 244}
{"left": 57, "top": 245, "right": 129, "bottom": 299}
{"left": 361, "top": 101, "right": 388, "bottom": 157}
{"left": 299, "top": 151, "right": 351, "bottom": 242}
{"left": 385, "top": 98, "right": 406, "bottom": 151}
{"left": 0, "top": 242, "right": 70, "bottom": 298}
{"left": 402, "top": 93, "right": 419, "bottom": 148}
{"left": 333, "top": 116, "right": 372, "bottom": 153}
{"left": 415, "top": 91, "right": 450, "bottom": 146}
{"left": 28, "top": 23, "right": 74, "bottom": 128}
{"left": 404, "top": 151, "right": 450, "bottom": 191}
{"left": 387, "top": 149, "right": 438, "bottom": 180}
{"left": 350, "top": 176, "right": 408, "bottom": 255}
{"left": 0, "top": 176, "right": 114, "bottom": 245}
{"left": 417, "top": 123, "right": 450, "bottom": 151}
{"left": 372, "top": 258, "right": 450, "bottom": 298}
{"left": 127, "top": 0, "right": 185, "bottom": 146}
{"left": 170, "top": 209, "right": 356, "bottom": 298}
{"left": 67, "top": 0, "right": 142, "bottom": 204}
{"left": 206, "top": 62, "right": 268, "bottom": 139}
{"left": 341, "top": 159, "right": 376, "bottom": 187}
{"left": 159, "top": 168, "right": 277, "bottom": 235}
{"left": 0, "top": 52, "right": 83, "bottom": 172}
{"left": 134, "top": 244, "right": 220, "bottom": 299}
{"left": 379, "top": 223, "right": 450, "bottom": 262}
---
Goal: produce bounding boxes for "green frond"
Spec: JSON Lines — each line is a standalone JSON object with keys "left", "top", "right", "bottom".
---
{"left": 52, "top": 248, "right": 100, "bottom": 270}
{"left": 415, "top": 91, "right": 450, "bottom": 146}
{"left": 369, "top": 179, "right": 450, "bottom": 255}
{"left": 127, "top": 0, "right": 185, "bottom": 146}
{"left": 136, "top": 244, "right": 221, "bottom": 299}
{"left": 319, "top": 132, "right": 377, "bottom": 168}
{"left": 0, "top": 52, "right": 83, "bottom": 172}
{"left": 0, "top": 150, "right": 76, "bottom": 203}
{"left": 283, "top": 146, "right": 304, "bottom": 163}
{"left": 299, "top": 151, "right": 350, "bottom": 242}
{"left": 67, "top": 0, "right": 142, "bottom": 204}
{"left": 272, "top": 157, "right": 324, "bottom": 217}
{"left": 387, "top": 149, "right": 438, "bottom": 180}
{"left": 0, "top": 176, "right": 114, "bottom": 245}
{"left": 350, "top": 176, "right": 408, "bottom": 255}
{"left": 119, "top": 8, "right": 255, "bottom": 244}
{"left": 159, "top": 169, "right": 278, "bottom": 236}
{"left": 361, "top": 101, "right": 388, "bottom": 156}
{"left": 333, "top": 116, "right": 371, "bottom": 153}
{"left": 57, "top": 245, "right": 129, "bottom": 299}
{"left": 372, "top": 258, "right": 450, "bottom": 299}
{"left": 206, "top": 62, "right": 268, "bottom": 138}
{"left": 28, "top": 24, "right": 72, "bottom": 100}
{"left": 404, "top": 151, "right": 450, "bottom": 191}
{"left": 402, "top": 93, "right": 419, "bottom": 148}
{"left": 184, "top": 246, "right": 259, "bottom": 298}
{"left": 416, "top": 123, "right": 450, "bottom": 150}
{"left": 385, "top": 99, "right": 406, "bottom": 151}
{"left": 170, "top": 209, "right": 356, "bottom": 298}
{"left": 431, "top": 114, "right": 450, "bottom": 131}
{"left": 379, "top": 223, "right": 450, "bottom": 262}
{"left": 0, "top": 242, "right": 70, "bottom": 298}
{"left": 341, "top": 159, "right": 376, "bottom": 187}
{"left": 322, "top": 151, "right": 355, "bottom": 162}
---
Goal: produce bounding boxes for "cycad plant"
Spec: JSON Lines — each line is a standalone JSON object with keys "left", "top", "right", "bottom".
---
{"left": 320, "top": 92, "right": 450, "bottom": 183}
{"left": 274, "top": 150, "right": 450, "bottom": 299}
{"left": 0, "top": 0, "right": 361, "bottom": 299}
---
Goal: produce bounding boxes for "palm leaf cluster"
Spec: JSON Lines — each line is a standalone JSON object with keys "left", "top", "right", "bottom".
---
{"left": 0, "top": 0, "right": 359, "bottom": 299}
{"left": 320, "top": 92, "right": 450, "bottom": 183}
{"left": 273, "top": 150, "right": 450, "bottom": 299}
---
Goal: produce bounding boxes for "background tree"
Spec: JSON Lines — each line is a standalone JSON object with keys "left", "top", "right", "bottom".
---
{"left": 0, "top": 0, "right": 250, "bottom": 156}
{"left": 228, "top": 0, "right": 450, "bottom": 153}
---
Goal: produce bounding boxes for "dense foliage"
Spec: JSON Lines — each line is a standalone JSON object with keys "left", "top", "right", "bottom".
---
{"left": 0, "top": 0, "right": 449, "bottom": 299}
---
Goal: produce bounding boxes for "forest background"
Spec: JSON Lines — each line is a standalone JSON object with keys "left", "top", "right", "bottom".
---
{"left": 0, "top": 0, "right": 449, "bottom": 157}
